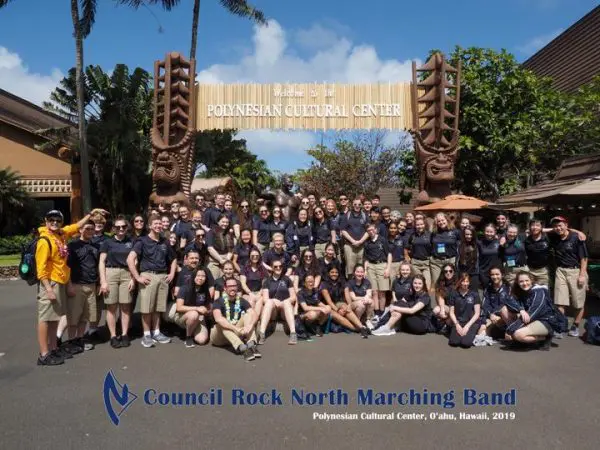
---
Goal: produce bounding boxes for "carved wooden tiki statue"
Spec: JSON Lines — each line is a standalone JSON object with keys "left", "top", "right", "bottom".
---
{"left": 150, "top": 52, "right": 196, "bottom": 207}
{"left": 411, "top": 53, "right": 461, "bottom": 203}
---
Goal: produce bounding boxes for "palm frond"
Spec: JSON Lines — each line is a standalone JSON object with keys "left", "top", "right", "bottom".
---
{"left": 219, "top": 0, "right": 267, "bottom": 25}
{"left": 0, "top": 0, "right": 16, "bottom": 8}
{"left": 115, "top": 0, "right": 181, "bottom": 10}
{"left": 79, "top": 0, "right": 98, "bottom": 37}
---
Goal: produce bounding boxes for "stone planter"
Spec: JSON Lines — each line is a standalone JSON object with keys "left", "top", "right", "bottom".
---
{"left": 0, "top": 266, "right": 19, "bottom": 280}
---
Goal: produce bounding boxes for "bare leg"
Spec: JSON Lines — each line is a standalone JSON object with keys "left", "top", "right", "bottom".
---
{"left": 259, "top": 299, "right": 274, "bottom": 334}
{"left": 106, "top": 304, "right": 118, "bottom": 338}
{"left": 282, "top": 299, "right": 296, "bottom": 333}
{"left": 120, "top": 304, "right": 131, "bottom": 336}
{"left": 331, "top": 311, "right": 358, "bottom": 331}
{"left": 141, "top": 313, "right": 152, "bottom": 333}
{"left": 38, "top": 321, "right": 49, "bottom": 355}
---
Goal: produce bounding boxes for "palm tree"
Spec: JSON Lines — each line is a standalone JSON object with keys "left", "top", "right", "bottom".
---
{"left": 0, "top": 167, "right": 31, "bottom": 232}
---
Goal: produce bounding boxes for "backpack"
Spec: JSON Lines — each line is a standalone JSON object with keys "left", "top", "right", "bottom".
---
{"left": 19, "top": 236, "right": 51, "bottom": 286}
{"left": 584, "top": 316, "right": 600, "bottom": 345}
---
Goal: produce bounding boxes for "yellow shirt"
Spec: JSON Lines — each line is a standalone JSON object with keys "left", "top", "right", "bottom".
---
{"left": 35, "top": 224, "right": 80, "bottom": 284}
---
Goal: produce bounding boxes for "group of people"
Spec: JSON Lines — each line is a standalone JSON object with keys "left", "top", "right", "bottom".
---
{"left": 33, "top": 191, "right": 589, "bottom": 366}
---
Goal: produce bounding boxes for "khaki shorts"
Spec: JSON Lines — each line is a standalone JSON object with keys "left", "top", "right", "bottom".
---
{"left": 389, "top": 262, "right": 401, "bottom": 281}
{"left": 528, "top": 266, "right": 550, "bottom": 287}
{"left": 518, "top": 320, "right": 549, "bottom": 337}
{"left": 554, "top": 267, "right": 587, "bottom": 309}
{"left": 105, "top": 268, "right": 133, "bottom": 305}
{"left": 37, "top": 281, "right": 66, "bottom": 322}
{"left": 314, "top": 243, "right": 328, "bottom": 260}
{"left": 138, "top": 272, "right": 169, "bottom": 314}
{"left": 367, "top": 262, "right": 390, "bottom": 291}
{"left": 504, "top": 265, "right": 529, "bottom": 285}
{"left": 67, "top": 283, "right": 95, "bottom": 326}
{"left": 208, "top": 259, "right": 223, "bottom": 280}
{"left": 411, "top": 258, "right": 431, "bottom": 290}
{"left": 344, "top": 244, "right": 364, "bottom": 277}
{"left": 430, "top": 256, "right": 456, "bottom": 287}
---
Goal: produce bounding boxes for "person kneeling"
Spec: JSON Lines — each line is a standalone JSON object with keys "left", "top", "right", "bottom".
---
{"left": 211, "top": 279, "right": 261, "bottom": 361}
{"left": 373, "top": 274, "right": 433, "bottom": 336}
{"left": 501, "top": 271, "right": 555, "bottom": 351}
{"left": 448, "top": 273, "right": 481, "bottom": 349}
{"left": 168, "top": 268, "right": 213, "bottom": 348}
{"left": 298, "top": 275, "right": 330, "bottom": 337}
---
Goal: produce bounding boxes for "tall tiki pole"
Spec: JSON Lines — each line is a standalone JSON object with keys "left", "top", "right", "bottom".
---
{"left": 70, "top": 0, "right": 91, "bottom": 214}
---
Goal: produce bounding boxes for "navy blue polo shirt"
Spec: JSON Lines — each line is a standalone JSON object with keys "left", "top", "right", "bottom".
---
{"left": 133, "top": 235, "right": 176, "bottom": 273}
{"left": 242, "top": 266, "right": 266, "bottom": 292}
{"left": 253, "top": 217, "right": 272, "bottom": 244}
{"left": 346, "top": 278, "right": 371, "bottom": 297}
{"left": 68, "top": 239, "right": 99, "bottom": 284}
{"left": 392, "top": 277, "right": 412, "bottom": 302}
{"left": 482, "top": 283, "right": 511, "bottom": 317}
{"left": 298, "top": 288, "right": 321, "bottom": 307}
{"left": 100, "top": 235, "right": 134, "bottom": 268}
{"left": 286, "top": 221, "right": 313, "bottom": 252}
{"left": 263, "top": 248, "right": 291, "bottom": 272}
{"left": 364, "top": 235, "right": 390, "bottom": 263}
{"left": 173, "top": 219, "right": 193, "bottom": 241}
{"left": 431, "top": 229, "right": 461, "bottom": 259}
{"left": 408, "top": 231, "right": 432, "bottom": 260}
{"left": 339, "top": 211, "right": 368, "bottom": 241}
{"left": 233, "top": 242, "right": 253, "bottom": 268}
{"left": 524, "top": 234, "right": 551, "bottom": 269}
{"left": 477, "top": 238, "right": 501, "bottom": 274}
{"left": 313, "top": 219, "right": 333, "bottom": 244}
{"left": 399, "top": 291, "right": 432, "bottom": 319}
{"left": 318, "top": 257, "right": 342, "bottom": 279}
{"left": 262, "top": 275, "right": 293, "bottom": 300}
{"left": 203, "top": 206, "right": 226, "bottom": 229}
{"left": 91, "top": 233, "right": 108, "bottom": 249}
{"left": 448, "top": 289, "right": 480, "bottom": 325}
{"left": 549, "top": 232, "right": 588, "bottom": 268}
{"left": 389, "top": 234, "right": 407, "bottom": 262}
{"left": 501, "top": 238, "right": 527, "bottom": 268}
{"left": 176, "top": 266, "right": 215, "bottom": 289}
{"left": 269, "top": 220, "right": 289, "bottom": 240}
{"left": 294, "top": 264, "right": 320, "bottom": 286}
{"left": 178, "top": 283, "right": 212, "bottom": 307}
{"left": 319, "top": 278, "right": 346, "bottom": 303}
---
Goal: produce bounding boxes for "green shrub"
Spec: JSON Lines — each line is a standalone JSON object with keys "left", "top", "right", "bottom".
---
{"left": 0, "top": 235, "right": 32, "bottom": 255}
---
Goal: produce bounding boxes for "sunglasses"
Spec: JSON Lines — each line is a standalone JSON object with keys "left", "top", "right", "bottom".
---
{"left": 134, "top": 219, "right": 144, "bottom": 223}
{"left": 273, "top": 264, "right": 283, "bottom": 269}
{"left": 241, "top": 205, "right": 249, "bottom": 208}
{"left": 196, "top": 234, "right": 205, "bottom": 238}
{"left": 444, "top": 269, "right": 455, "bottom": 273}
{"left": 47, "top": 219, "right": 63, "bottom": 224}
{"left": 260, "top": 210, "right": 268, "bottom": 214}
{"left": 251, "top": 254, "right": 260, "bottom": 258}
{"left": 273, "top": 210, "right": 281, "bottom": 213}
{"left": 339, "top": 197, "right": 348, "bottom": 201}
{"left": 315, "top": 211, "right": 323, "bottom": 214}
{"left": 114, "top": 225, "right": 127, "bottom": 230}
{"left": 304, "top": 255, "right": 313, "bottom": 259}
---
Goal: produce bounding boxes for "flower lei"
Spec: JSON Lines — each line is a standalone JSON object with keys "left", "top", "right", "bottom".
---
{"left": 223, "top": 293, "right": 242, "bottom": 324}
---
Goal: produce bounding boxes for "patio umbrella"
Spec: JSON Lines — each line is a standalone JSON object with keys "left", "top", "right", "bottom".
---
{"left": 414, "top": 194, "right": 489, "bottom": 211}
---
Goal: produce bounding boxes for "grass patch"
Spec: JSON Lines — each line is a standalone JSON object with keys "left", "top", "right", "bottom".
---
{"left": 0, "top": 254, "right": 20, "bottom": 267}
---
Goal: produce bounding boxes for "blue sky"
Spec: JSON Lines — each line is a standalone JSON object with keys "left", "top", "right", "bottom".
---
{"left": 0, "top": 0, "right": 598, "bottom": 172}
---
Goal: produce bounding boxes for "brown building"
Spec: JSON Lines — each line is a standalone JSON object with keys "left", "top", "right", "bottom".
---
{"left": 523, "top": 5, "right": 600, "bottom": 92}
{"left": 0, "top": 88, "right": 79, "bottom": 224}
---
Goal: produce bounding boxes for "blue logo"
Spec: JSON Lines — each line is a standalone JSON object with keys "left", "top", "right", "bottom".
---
{"left": 103, "top": 370, "right": 138, "bottom": 426}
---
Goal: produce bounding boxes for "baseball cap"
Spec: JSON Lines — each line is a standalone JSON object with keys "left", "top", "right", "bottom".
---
{"left": 45, "top": 210, "right": 64, "bottom": 221}
{"left": 550, "top": 216, "right": 568, "bottom": 224}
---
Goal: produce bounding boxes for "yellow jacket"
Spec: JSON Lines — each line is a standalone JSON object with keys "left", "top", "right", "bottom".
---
{"left": 35, "top": 224, "right": 80, "bottom": 284}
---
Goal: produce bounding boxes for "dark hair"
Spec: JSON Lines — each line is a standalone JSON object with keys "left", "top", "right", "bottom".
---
{"left": 435, "top": 264, "right": 457, "bottom": 298}
{"left": 243, "top": 246, "right": 267, "bottom": 278}
{"left": 299, "top": 248, "right": 320, "bottom": 275}
{"left": 455, "top": 272, "right": 471, "bottom": 291}
{"left": 458, "top": 226, "right": 478, "bottom": 268}
{"left": 511, "top": 271, "right": 537, "bottom": 298}
{"left": 191, "top": 267, "right": 208, "bottom": 286}
{"left": 412, "top": 274, "right": 428, "bottom": 292}
{"left": 185, "top": 248, "right": 200, "bottom": 258}
{"left": 488, "top": 266, "right": 504, "bottom": 276}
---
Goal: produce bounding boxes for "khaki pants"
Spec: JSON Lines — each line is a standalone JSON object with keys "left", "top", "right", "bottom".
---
{"left": 504, "top": 265, "right": 529, "bottom": 286}
{"left": 67, "top": 283, "right": 95, "bottom": 326}
{"left": 389, "top": 262, "right": 401, "bottom": 282}
{"left": 256, "top": 243, "right": 268, "bottom": 255}
{"left": 528, "top": 266, "right": 550, "bottom": 287}
{"left": 105, "top": 267, "right": 133, "bottom": 305}
{"left": 411, "top": 258, "right": 432, "bottom": 290}
{"left": 138, "top": 272, "right": 169, "bottom": 314}
{"left": 37, "top": 281, "right": 66, "bottom": 322}
{"left": 208, "top": 258, "right": 223, "bottom": 280}
{"left": 210, "top": 315, "right": 256, "bottom": 351}
{"left": 430, "top": 256, "right": 456, "bottom": 287}
{"left": 554, "top": 267, "right": 587, "bottom": 309}
{"left": 367, "top": 262, "right": 390, "bottom": 291}
{"left": 344, "top": 244, "right": 364, "bottom": 277}
{"left": 314, "top": 243, "right": 328, "bottom": 260}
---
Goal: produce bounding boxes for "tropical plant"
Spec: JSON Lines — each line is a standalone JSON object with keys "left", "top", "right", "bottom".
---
{"left": 0, "top": 167, "right": 33, "bottom": 234}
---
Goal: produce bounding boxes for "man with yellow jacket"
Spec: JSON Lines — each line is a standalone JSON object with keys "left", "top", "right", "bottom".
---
{"left": 36, "top": 208, "right": 108, "bottom": 366}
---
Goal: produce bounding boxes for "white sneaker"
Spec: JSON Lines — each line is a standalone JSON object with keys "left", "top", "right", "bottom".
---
{"left": 372, "top": 326, "right": 396, "bottom": 336}
{"left": 366, "top": 321, "right": 374, "bottom": 330}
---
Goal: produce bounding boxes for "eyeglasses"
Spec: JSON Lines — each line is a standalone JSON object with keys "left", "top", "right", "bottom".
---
{"left": 82, "top": 227, "right": 95, "bottom": 232}
{"left": 304, "top": 255, "right": 313, "bottom": 259}
{"left": 251, "top": 254, "right": 260, "bottom": 258}
{"left": 47, "top": 219, "right": 63, "bottom": 224}
{"left": 134, "top": 219, "right": 144, "bottom": 223}
{"left": 272, "top": 264, "right": 283, "bottom": 269}
{"left": 301, "top": 201, "right": 309, "bottom": 205}
{"left": 196, "top": 234, "right": 205, "bottom": 239}
{"left": 260, "top": 210, "right": 268, "bottom": 214}
{"left": 315, "top": 211, "right": 323, "bottom": 215}
{"left": 241, "top": 205, "right": 249, "bottom": 208}
{"left": 273, "top": 210, "right": 281, "bottom": 214}
{"left": 114, "top": 225, "right": 127, "bottom": 230}
{"left": 339, "top": 197, "right": 348, "bottom": 201}
{"left": 444, "top": 269, "right": 454, "bottom": 273}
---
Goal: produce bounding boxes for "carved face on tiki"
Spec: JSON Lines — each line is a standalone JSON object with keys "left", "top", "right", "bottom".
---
{"left": 421, "top": 146, "right": 458, "bottom": 183}
{"left": 153, "top": 151, "right": 181, "bottom": 188}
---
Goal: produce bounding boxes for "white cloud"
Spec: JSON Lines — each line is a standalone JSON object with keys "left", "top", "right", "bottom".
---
{"left": 516, "top": 28, "right": 564, "bottom": 56}
{"left": 197, "top": 20, "right": 416, "bottom": 84}
{"left": 0, "top": 46, "right": 63, "bottom": 105}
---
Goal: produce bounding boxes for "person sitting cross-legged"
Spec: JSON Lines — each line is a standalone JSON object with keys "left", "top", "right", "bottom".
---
{"left": 211, "top": 278, "right": 261, "bottom": 361}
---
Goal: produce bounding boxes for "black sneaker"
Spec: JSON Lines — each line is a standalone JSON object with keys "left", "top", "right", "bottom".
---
{"left": 120, "top": 335, "right": 131, "bottom": 347}
{"left": 62, "top": 340, "right": 84, "bottom": 355}
{"left": 538, "top": 334, "right": 553, "bottom": 351}
{"left": 360, "top": 327, "right": 370, "bottom": 339}
{"left": 251, "top": 345, "right": 262, "bottom": 358}
{"left": 110, "top": 336, "right": 122, "bottom": 349}
{"left": 243, "top": 348, "right": 255, "bottom": 361}
{"left": 53, "top": 347, "right": 73, "bottom": 360}
{"left": 314, "top": 325, "right": 324, "bottom": 337}
{"left": 185, "top": 337, "right": 196, "bottom": 348}
{"left": 37, "top": 352, "right": 64, "bottom": 366}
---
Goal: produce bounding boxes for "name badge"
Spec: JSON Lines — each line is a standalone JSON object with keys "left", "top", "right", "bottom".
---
{"left": 507, "top": 256, "right": 516, "bottom": 267}
{"left": 436, "top": 243, "right": 446, "bottom": 254}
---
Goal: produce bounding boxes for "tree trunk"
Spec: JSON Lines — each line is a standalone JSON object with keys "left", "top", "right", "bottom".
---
{"left": 190, "top": 0, "right": 200, "bottom": 60}
{"left": 70, "top": 0, "right": 92, "bottom": 213}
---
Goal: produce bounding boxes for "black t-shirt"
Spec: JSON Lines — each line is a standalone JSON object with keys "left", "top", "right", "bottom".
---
{"left": 178, "top": 283, "right": 212, "bottom": 307}
{"left": 549, "top": 232, "right": 588, "bottom": 268}
{"left": 392, "top": 277, "right": 412, "bottom": 302}
{"left": 408, "top": 231, "right": 432, "bottom": 260}
{"left": 364, "top": 235, "right": 390, "bottom": 263}
{"left": 269, "top": 220, "right": 288, "bottom": 240}
{"left": 203, "top": 207, "right": 226, "bottom": 230}
{"left": 298, "top": 288, "right": 321, "bottom": 307}
{"left": 524, "top": 234, "right": 551, "bottom": 269}
{"left": 67, "top": 239, "right": 99, "bottom": 284}
{"left": 262, "top": 275, "right": 293, "bottom": 300}
{"left": 346, "top": 278, "right": 372, "bottom": 297}
{"left": 133, "top": 235, "right": 176, "bottom": 273}
{"left": 213, "top": 295, "right": 252, "bottom": 323}
{"left": 478, "top": 238, "right": 501, "bottom": 274}
{"left": 313, "top": 219, "right": 333, "bottom": 244}
{"left": 214, "top": 276, "right": 242, "bottom": 293}
{"left": 242, "top": 266, "right": 266, "bottom": 292}
{"left": 318, "top": 257, "right": 342, "bottom": 279}
{"left": 176, "top": 266, "right": 215, "bottom": 289}
{"left": 501, "top": 238, "right": 527, "bottom": 268}
{"left": 295, "top": 264, "right": 320, "bottom": 286}
{"left": 253, "top": 217, "right": 272, "bottom": 244}
{"left": 396, "top": 291, "right": 432, "bottom": 319}
{"left": 389, "top": 234, "right": 406, "bottom": 262}
{"left": 100, "top": 235, "right": 134, "bottom": 268}
{"left": 448, "top": 289, "right": 481, "bottom": 325}
{"left": 320, "top": 278, "right": 346, "bottom": 303}
{"left": 339, "top": 211, "right": 368, "bottom": 241}
{"left": 431, "top": 229, "right": 461, "bottom": 259}
{"left": 91, "top": 234, "right": 108, "bottom": 248}
{"left": 233, "top": 242, "right": 253, "bottom": 269}
{"left": 263, "top": 248, "right": 291, "bottom": 272}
